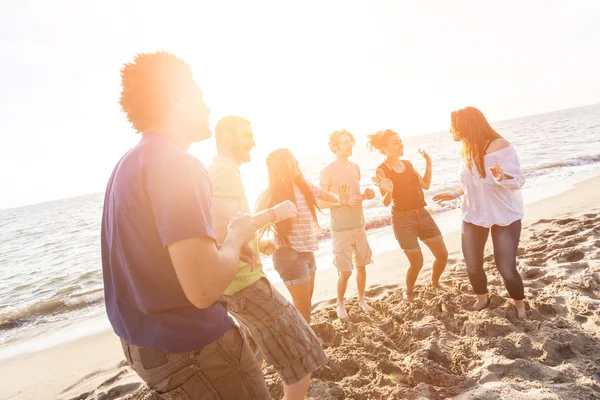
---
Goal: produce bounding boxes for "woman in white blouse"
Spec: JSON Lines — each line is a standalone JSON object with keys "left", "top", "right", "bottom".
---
{"left": 434, "top": 106, "right": 527, "bottom": 319}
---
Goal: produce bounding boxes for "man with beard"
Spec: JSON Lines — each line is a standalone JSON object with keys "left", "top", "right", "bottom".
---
{"left": 208, "top": 116, "right": 328, "bottom": 400}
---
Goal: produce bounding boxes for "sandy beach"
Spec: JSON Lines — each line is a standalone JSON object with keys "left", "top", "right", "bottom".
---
{"left": 2, "top": 175, "right": 599, "bottom": 400}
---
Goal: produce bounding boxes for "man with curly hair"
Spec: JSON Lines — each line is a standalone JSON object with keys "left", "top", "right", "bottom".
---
{"left": 101, "top": 51, "right": 287, "bottom": 399}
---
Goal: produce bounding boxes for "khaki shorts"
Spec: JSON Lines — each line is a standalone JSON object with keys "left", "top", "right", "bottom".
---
{"left": 225, "top": 278, "right": 328, "bottom": 385}
{"left": 121, "top": 325, "right": 270, "bottom": 399}
{"left": 332, "top": 227, "right": 373, "bottom": 272}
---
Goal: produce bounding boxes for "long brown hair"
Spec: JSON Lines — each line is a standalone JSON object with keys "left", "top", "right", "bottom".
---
{"left": 451, "top": 107, "right": 502, "bottom": 178}
{"left": 265, "top": 149, "right": 319, "bottom": 246}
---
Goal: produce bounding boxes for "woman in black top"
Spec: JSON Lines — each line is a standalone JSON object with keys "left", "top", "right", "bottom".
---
{"left": 368, "top": 129, "right": 448, "bottom": 301}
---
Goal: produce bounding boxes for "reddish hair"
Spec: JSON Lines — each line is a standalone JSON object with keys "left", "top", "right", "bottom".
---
{"left": 451, "top": 107, "right": 502, "bottom": 178}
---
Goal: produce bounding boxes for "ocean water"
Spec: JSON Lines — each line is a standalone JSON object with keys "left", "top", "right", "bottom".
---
{"left": 1, "top": 104, "right": 599, "bottom": 359}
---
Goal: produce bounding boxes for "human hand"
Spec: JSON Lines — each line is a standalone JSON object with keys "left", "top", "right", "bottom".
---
{"left": 338, "top": 184, "right": 351, "bottom": 205}
{"left": 273, "top": 200, "right": 298, "bottom": 221}
{"left": 240, "top": 243, "right": 257, "bottom": 270}
{"left": 418, "top": 148, "right": 431, "bottom": 162}
{"left": 372, "top": 176, "right": 394, "bottom": 194}
{"left": 363, "top": 188, "right": 375, "bottom": 200}
{"left": 432, "top": 192, "right": 456, "bottom": 203}
{"left": 228, "top": 212, "right": 256, "bottom": 244}
{"left": 490, "top": 163, "right": 505, "bottom": 181}
{"left": 259, "top": 238, "right": 278, "bottom": 256}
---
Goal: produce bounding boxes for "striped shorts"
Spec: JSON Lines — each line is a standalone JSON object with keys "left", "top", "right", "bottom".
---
{"left": 225, "top": 278, "right": 327, "bottom": 385}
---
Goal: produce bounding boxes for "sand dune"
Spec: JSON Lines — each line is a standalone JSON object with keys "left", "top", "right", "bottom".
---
{"left": 56, "top": 209, "right": 600, "bottom": 400}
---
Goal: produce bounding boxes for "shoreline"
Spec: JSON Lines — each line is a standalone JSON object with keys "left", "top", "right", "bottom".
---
{"left": 1, "top": 173, "right": 599, "bottom": 399}
{"left": 0, "top": 169, "right": 597, "bottom": 363}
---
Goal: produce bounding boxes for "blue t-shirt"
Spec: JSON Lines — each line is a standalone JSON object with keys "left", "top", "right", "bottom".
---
{"left": 101, "top": 132, "right": 234, "bottom": 353}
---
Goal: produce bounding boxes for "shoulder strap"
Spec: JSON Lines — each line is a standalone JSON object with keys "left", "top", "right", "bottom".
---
{"left": 483, "top": 140, "right": 493, "bottom": 154}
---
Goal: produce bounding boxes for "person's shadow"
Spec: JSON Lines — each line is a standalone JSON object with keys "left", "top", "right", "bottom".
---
{"left": 594, "top": 371, "right": 600, "bottom": 383}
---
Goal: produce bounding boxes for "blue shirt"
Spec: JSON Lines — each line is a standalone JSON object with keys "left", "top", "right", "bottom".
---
{"left": 101, "top": 133, "right": 233, "bottom": 353}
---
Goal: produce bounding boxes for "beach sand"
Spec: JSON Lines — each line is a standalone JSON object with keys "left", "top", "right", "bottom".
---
{"left": 2, "top": 176, "right": 599, "bottom": 400}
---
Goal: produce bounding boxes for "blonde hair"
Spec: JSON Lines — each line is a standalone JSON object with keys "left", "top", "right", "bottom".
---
{"left": 328, "top": 130, "right": 355, "bottom": 153}
{"left": 451, "top": 107, "right": 502, "bottom": 178}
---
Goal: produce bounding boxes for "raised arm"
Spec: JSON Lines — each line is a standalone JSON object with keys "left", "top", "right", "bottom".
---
{"left": 414, "top": 149, "right": 432, "bottom": 190}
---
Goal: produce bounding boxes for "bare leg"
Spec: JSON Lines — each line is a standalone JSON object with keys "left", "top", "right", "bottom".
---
{"left": 309, "top": 270, "right": 316, "bottom": 304}
{"left": 336, "top": 271, "right": 352, "bottom": 319}
{"left": 355, "top": 265, "right": 373, "bottom": 313}
{"left": 405, "top": 251, "right": 424, "bottom": 301}
{"left": 286, "top": 281, "right": 312, "bottom": 323}
{"left": 473, "top": 292, "right": 489, "bottom": 310}
{"left": 423, "top": 240, "right": 448, "bottom": 289}
{"left": 283, "top": 374, "right": 311, "bottom": 400}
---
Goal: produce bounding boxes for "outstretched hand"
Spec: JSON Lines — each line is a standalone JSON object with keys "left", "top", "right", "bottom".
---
{"left": 372, "top": 175, "right": 394, "bottom": 194}
{"left": 432, "top": 192, "right": 456, "bottom": 204}
{"left": 363, "top": 188, "right": 376, "bottom": 200}
{"left": 418, "top": 148, "right": 431, "bottom": 162}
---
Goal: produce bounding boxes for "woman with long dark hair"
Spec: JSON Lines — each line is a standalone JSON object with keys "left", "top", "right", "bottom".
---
{"left": 256, "top": 148, "right": 348, "bottom": 322}
{"left": 369, "top": 130, "right": 448, "bottom": 301}
{"left": 433, "top": 106, "right": 527, "bottom": 319}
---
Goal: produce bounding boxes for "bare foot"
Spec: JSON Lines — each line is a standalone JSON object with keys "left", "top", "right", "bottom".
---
{"left": 514, "top": 306, "right": 527, "bottom": 320}
{"left": 472, "top": 294, "right": 490, "bottom": 311}
{"left": 404, "top": 292, "right": 414, "bottom": 302}
{"left": 358, "top": 299, "right": 373, "bottom": 314}
{"left": 513, "top": 300, "right": 527, "bottom": 320}
{"left": 336, "top": 303, "right": 348, "bottom": 319}
{"left": 431, "top": 282, "right": 446, "bottom": 291}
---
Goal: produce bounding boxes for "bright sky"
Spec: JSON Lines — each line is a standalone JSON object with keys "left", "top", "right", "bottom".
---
{"left": 1, "top": 0, "right": 599, "bottom": 209}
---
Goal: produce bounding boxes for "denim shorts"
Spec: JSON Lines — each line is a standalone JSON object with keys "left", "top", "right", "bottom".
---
{"left": 272, "top": 247, "right": 317, "bottom": 286}
{"left": 392, "top": 207, "right": 442, "bottom": 253}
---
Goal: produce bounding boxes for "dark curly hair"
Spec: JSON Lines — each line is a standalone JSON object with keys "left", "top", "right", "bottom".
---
{"left": 366, "top": 129, "right": 397, "bottom": 155}
{"left": 119, "top": 51, "right": 195, "bottom": 133}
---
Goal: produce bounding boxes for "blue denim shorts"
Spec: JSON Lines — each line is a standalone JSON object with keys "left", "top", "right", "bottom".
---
{"left": 392, "top": 208, "right": 442, "bottom": 253}
{"left": 272, "top": 247, "right": 317, "bottom": 286}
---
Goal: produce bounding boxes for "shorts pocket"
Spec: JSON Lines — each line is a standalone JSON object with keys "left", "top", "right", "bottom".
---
{"left": 225, "top": 295, "right": 246, "bottom": 314}
{"left": 269, "top": 304, "right": 315, "bottom": 364}
{"left": 154, "top": 364, "right": 217, "bottom": 400}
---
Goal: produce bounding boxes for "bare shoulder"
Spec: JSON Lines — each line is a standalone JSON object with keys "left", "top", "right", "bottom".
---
{"left": 486, "top": 138, "right": 511, "bottom": 154}
{"left": 350, "top": 161, "right": 360, "bottom": 173}
{"left": 375, "top": 166, "right": 386, "bottom": 178}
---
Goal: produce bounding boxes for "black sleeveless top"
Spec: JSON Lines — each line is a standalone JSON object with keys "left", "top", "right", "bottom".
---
{"left": 378, "top": 160, "right": 426, "bottom": 212}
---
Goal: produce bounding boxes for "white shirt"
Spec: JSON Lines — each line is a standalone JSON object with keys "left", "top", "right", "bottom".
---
{"left": 459, "top": 145, "right": 525, "bottom": 228}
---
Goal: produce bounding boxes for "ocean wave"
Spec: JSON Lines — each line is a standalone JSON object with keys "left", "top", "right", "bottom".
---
{"left": 524, "top": 153, "right": 600, "bottom": 174}
{"left": 0, "top": 290, "right": 104, "bottom": 331}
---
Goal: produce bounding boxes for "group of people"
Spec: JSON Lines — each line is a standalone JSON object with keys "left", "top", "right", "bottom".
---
{"left": 101, "top": 52, "right": 527, "bottom": 399}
